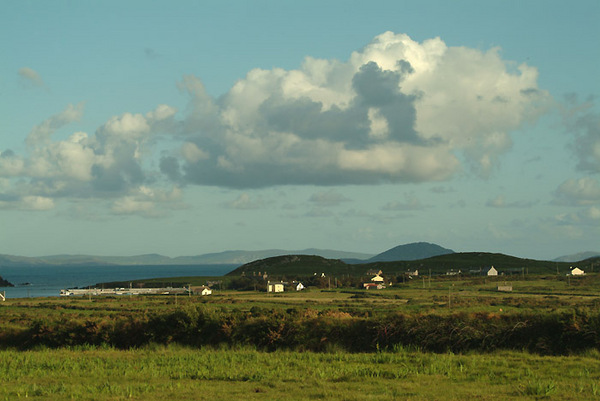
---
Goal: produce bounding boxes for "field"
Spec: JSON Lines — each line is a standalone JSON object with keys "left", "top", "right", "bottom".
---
{"left": 1, "top": 346, "right": 599, "bottom": 400}
{"left": 1, "top": 274, "right": 600, "bottom": 400}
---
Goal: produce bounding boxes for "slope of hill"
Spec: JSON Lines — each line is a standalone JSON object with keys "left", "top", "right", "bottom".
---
{"left": 0, "top": 254, "right": 50, "bottom": 267}
{"left": 226, "top": 255, "right": 351, "bottom": 277}
{"left": 367, "top": 242, "right": 454, "bottom": 262}
{"left": 228, "top": 252, "right": 578, "bottom": 278}
{"left": 553, "top": 251, "right": 600, "bottom": 263}
{"left": 373, "top": 252, "right": 571, "bottom": 275}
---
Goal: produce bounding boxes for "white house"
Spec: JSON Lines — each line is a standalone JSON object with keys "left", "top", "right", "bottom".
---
{"left": 268, "top": 282, "right": 284, "bottom": 293}
{"left": 295, "top": 282, "right": 305, "bottom": 291}
{"left": 569, "top": 267, "right": 585, "bottom": 276}
{"left": 191, "top": 286, "right": 212, "bottom": 295}
{"left": 482, "top": 266, "right": 498, "bottom": 276}
{"left": 371, "top": 274, "right": 385, "bottom": 283}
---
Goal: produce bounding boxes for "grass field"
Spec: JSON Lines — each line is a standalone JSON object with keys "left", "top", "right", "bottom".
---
{"left": 1, "top": 346, "right": 599, "bottom": 400}
{"left": 2, "top": 274, "right": 600, "bottom": 399}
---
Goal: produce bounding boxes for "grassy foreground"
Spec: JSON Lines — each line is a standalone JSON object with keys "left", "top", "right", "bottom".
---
{"left": 2, "top": 275, "right": 600, "bottom": 399}
{"left": 1, "top": 345, "right": 599, "bottom": 400}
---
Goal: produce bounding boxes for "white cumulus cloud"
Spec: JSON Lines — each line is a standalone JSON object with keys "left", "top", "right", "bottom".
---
{"left": 555, "top": 177, "right": 600, "bottom": 206}
{"left": 173, "top": 32, "right": 549, "bottom": 188}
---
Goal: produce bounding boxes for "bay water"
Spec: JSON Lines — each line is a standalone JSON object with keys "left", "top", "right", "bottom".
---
{"left": 0, "top": 264, "right": 238, "bottom": 299}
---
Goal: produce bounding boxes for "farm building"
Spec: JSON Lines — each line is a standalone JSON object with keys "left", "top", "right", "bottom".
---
{"left": 371, "top": 273, "right": 385, "bottom": 283}
{"left": 190, "top": 286, "right": 212, "bottom": 295}
{"left": 295, "top": 282, "right": 305, "bottom": 291}
{"left": 482, "top": 266, "right": 498, "bottom": 276}
{"left": 568, "top": 267, "right": 585, "bottom": 276}
{"left": 267, "top": 282, "right": 284, "bottom": 293}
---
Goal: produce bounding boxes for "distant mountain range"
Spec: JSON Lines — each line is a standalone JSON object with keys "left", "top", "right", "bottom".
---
{"left": 0, "top": 242, "right": 597, "bottom": 267}
{"left": 0, "top": 248, "right": 374, "bottom": 267}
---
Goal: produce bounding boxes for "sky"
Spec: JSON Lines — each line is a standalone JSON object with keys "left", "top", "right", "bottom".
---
{"left": 1, "top": 0, "right": 599, "bottom": 260}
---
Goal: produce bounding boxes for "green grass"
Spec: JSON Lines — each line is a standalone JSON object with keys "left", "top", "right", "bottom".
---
{"left": 1, "top": 346, "right": 599, "bottom": 400}
{"left": 2, "top": 274, "right": 600, "bottom": 399}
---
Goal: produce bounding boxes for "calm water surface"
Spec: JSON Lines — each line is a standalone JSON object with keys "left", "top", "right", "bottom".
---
{"left": 0, "top": 264, "right": 237, "bottom": 299}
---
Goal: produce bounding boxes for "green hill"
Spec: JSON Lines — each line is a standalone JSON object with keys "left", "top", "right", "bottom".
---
{"left": 226, "top": 255, "right": 351, "bottom": 277}
{"left": 369, "top": 252, "right": 572, "bottom": 275}
{"left": 227, "top": 252, "right": 577, "bottom": 278}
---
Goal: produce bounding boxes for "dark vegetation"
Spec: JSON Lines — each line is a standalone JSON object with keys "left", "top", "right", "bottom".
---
{"left": 2, "top": 303, "right": 599, "bottom": 355}
{"left": 3, "top": 252, "right": 600, "bottom": 357}
{"left": 226, "top": 252, "right": 582, "bottom": 278}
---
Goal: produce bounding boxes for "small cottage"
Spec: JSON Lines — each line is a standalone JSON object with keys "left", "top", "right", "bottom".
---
{"left": 295, "top": 282, "right": 305, "bottom": 291}
{"left": 371, "top": 274, "right": 385, "bottom": 283}
{"left": 568, "top": 267, "right": 585, "bottom": 276}
{"left": 267, "top": 282, "right": 284, "bottom": 293}
{"left": 191, "top": 286, "right": 212, "bottom": 296}
{"left": 482, "top": 266, "right": 498, "bottom": 276}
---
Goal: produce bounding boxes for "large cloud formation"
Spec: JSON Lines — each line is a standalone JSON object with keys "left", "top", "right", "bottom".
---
{"left": 0, "top": 103, "right": 180, "bottom": 214}
{"left": 2, "top": 32, "right": 550, "bottom": 212}
{"left": 167, "top": 32, "right": 549, "bottom": 188}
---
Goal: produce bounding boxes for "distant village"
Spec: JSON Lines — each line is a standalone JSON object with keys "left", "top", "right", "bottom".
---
{"left": 55, "top": 264, "right": 588, "bottom": 298}
{"left": 230, "top": 264, "right": 588, "bottom": 294}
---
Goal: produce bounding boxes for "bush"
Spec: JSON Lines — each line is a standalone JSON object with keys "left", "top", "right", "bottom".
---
{"left": 6, "top": 308, "right": 600, "bottom": 355}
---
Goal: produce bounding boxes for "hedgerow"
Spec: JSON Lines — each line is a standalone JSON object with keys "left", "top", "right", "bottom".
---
{"left": 3, "top": 307, "right": 600, "bottom": 355}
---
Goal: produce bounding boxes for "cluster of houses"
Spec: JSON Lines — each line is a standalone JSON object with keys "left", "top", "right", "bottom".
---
{"left": 194, "top": 264, "right": 588, "bottom": 295}
{"left": 267, "top": 281, "right": 306, "bottom": 293}
{"left": 363, "top": 269, "right": 387, "bottom": 290}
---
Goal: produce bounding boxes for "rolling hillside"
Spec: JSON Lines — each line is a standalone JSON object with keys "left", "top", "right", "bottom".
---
{"left": 226, "top": 255, "right": 351, "bottom": 277}
{"left": 227, "top": 252, "right": 578, "bottom": 278}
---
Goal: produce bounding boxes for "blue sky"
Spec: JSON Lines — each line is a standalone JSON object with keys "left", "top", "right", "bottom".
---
{"left": 1, "top": 0, "right": 599, "bottom": 260}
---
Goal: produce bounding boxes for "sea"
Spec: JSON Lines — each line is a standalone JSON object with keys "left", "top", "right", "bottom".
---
{"left": 0, "top": 264, "right": 238, "bottom": 299}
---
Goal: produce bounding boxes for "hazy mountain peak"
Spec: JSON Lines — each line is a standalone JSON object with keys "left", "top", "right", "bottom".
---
{"left": 367, "top": 242, "right": 454, "bottom": 262}
{"left": 553, "top": 251, "right": 600, "bottom": 263}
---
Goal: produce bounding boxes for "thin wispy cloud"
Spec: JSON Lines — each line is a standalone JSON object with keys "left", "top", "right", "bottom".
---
{"left": 308, "top": 190, "right": 351, "bottom": 207}
{"left": 486, "top": 195, "right": 537, "bottom": 209}
{"left": 18, "top": 67, "right": 45, "bottom": 88}
{"left": 381, "top": 194, "right": 429, "bottom": 211}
